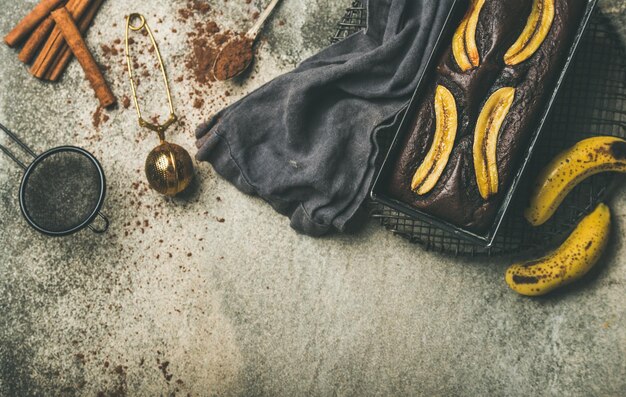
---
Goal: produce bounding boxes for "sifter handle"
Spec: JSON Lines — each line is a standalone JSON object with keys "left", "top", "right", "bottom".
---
{"left": 88, "top": 212, "right": 110, "bottom": 234}
{"left": 0, "top": 122, "right": 37, "bottom": 169}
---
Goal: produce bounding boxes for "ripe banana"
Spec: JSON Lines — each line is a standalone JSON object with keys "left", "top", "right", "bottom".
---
{"left": 506, "top": 203, "right": 610, "bottom": 296}
{"left": 411, "top": 85, "right": 458, "bottom": 195}
{"left": 473, "top": 87, "right": 516, "bottom": 200}
{"left": 452, "top": 0, "right": 486, "bottom": 72}
{"left": 504, "top": 0, "right": 555, "bottom": 66}
{"left": 525, "top": 136, "right": 626, "bottom": 226}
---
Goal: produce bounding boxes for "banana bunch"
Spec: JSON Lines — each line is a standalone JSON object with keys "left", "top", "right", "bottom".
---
{"left": 506, "top": 136, "right": 626, "bottom": 296}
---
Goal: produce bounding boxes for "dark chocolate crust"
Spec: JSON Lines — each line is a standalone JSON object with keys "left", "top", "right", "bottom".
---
{"left": 386, "top": 0, "right": 587, "bottom": 233}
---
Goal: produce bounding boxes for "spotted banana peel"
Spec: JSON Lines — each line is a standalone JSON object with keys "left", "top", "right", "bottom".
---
{"left": 525, "top": 136, "right": 626, "bottom": 226}
{"left": 506, "top": 203, "right": 610, "bottom": 296}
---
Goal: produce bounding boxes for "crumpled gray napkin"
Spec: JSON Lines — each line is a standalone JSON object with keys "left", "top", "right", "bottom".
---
{"left": 196, "top": 0, "right": 455, "bottom": 236}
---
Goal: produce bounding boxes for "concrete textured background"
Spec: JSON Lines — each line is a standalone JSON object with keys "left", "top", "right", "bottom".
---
{"left": 0, "top": 0, "right": 624, "bottom": 396}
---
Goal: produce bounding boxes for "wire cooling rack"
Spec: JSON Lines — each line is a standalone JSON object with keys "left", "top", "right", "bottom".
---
{"left": 333, "top": 1, "right": 626, "bottom": 257}
{"left": 331, "top": 1, "right": 367, "bottom": 44}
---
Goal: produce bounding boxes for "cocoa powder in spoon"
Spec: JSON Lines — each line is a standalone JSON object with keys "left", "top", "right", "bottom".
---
{"left": 213, "top": 35, "right": 254, "bottom": 81}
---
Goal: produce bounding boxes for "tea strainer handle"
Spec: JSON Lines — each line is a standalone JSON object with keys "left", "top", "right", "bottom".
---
{"left": 0, "top": 122, "right": 37, "bottom": 169}
{"left": 87, "top": 212, "right": 109, "bottom": 234}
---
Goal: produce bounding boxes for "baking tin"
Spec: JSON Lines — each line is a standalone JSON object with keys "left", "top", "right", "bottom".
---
{"left": 371, "top": 0, "right": 599, "bottom": 247}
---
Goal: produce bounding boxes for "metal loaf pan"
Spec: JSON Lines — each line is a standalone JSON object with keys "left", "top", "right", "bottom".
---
{"left": 371, "top": 0, "right": 599, "bottom": 247}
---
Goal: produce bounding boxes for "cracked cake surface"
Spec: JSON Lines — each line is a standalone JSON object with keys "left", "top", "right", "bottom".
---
{"left": 386, "top": 0, "right": 587, "bottom": 233}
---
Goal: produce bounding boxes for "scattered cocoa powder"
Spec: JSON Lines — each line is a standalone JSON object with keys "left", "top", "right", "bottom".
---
{"left": 122, "top": 95, "right": 131, "bottom": 109}
{"left": 92, "top": 107, "right": 103, "bottom": 128}
{"left": 178, "top": 8, "right": 193, "bottom": 21}
{"left": 185, "top": 27, "right": 219, "bottom": 84}
{"left": 205, "top": 20, "right": 220, "bottom": 35}
{"left": 184, "top": 21, "right": 240, "bottom": 85}
{"left": 86, "top": 0, "right": 261, "bottom": 124}
{"left": 158, "top": 360, "right": 174, "bottom": 382}
{"left": 193, "top": 98, "right": 205, "bottom": 108}
{"left": 180, "top": 2, "right": 255, "bottom": 88}
{"left": 191, "top": 0, "right": 211, "bottom": 14}
{"left": 92, "top": 106, "right": 110, "bottom": 128}
{"left": 101, "top": 43, "right": 119, "bottom": 57}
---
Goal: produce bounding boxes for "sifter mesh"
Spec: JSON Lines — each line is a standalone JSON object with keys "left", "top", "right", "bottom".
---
{"left": 21, "top": 149, "right": 104, "bottom": 234}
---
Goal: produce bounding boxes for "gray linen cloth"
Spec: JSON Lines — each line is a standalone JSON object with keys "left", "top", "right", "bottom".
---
{"left": 196, "top": 0, "right": 455, "bottom": 236}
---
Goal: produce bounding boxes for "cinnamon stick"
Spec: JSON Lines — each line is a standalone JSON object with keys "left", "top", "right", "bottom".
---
{"left": 51, "top": 7, "right": 115, "bottom": 107}
{"left": 30, "top": 0, "right": 92, "bottom": 78}
{"left": 45, "top": 0, "right": 104, "bottom": 81}
{"left": 18, "top": 15, "right": 57, "bottom": 63}
{"left": 4, "top": 0, "right": 65, "bottom": 47}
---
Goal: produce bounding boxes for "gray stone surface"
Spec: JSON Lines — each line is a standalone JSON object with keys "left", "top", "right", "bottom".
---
{"left": 0, "top": 0, "right": 624, "bottom": 396}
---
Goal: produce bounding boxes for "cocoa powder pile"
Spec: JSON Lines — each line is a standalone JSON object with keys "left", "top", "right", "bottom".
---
{"left": 92, "top": 0, "right": 273, "bottom": 126}
{"left": 181, "top": 1, "right": 260, "bottom": 85}
{"left": 213, "top": 35, "right": 254, "bottom": 81}
{"left": 185, "top": 20, "right": 224, "bottom": 85}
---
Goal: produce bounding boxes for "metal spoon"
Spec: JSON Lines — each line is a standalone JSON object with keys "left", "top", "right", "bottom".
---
{"left": 213, "top": 0, "right": 282, "bottom": 81}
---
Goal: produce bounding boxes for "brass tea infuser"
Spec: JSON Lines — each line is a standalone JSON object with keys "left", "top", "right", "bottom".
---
{"left": 125, "top": 13, "right": 194, "bottom": 196}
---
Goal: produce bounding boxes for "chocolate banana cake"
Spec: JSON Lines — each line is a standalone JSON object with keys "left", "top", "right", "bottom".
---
{"left": 386, "top": 0, "right": 587, "bottom": 233}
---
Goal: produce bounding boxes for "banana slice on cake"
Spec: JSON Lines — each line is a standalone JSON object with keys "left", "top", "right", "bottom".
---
{"left": 473, "top": 87, "right": 516, "bottom": 200}
{"left": 452, "top": 0, "right": 486, "bottom": 71}
{"left": 411, "top": 85, "right": 458, "bottom": 195}
{"left": 505, "top": 0, "right": 555, "bottom": 65}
